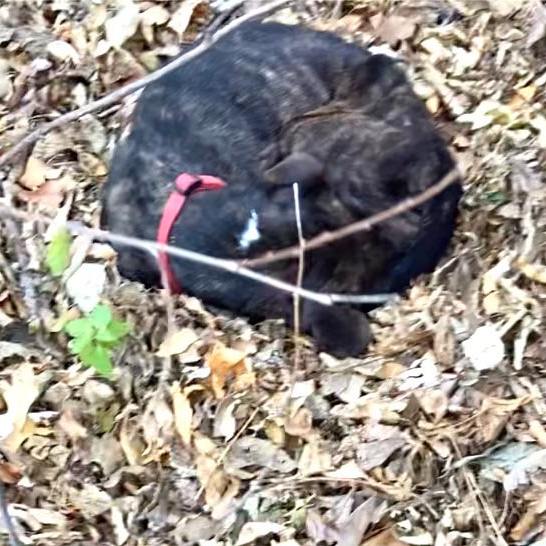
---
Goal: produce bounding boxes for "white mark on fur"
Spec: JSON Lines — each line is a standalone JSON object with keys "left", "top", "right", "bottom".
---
{"left": 238, "top": 209, "right": 260, "bottom": 250}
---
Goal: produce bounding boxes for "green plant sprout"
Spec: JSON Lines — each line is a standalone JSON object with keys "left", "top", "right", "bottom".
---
{"left": 64, "top": 304, "right": 131, "bottom": 377}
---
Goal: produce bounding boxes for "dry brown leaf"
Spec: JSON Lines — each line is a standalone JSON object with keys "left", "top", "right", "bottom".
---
{"left": 298, "top": 439, "right": 332, "bottom": 476}
{"left": 140, "top": 5, "right": 170, "bottom": 43}
{"left": 157, "top": 328, "right": 199, "bottom": 357}
{"left": 371, "top": 14, "right": 416, "bottom": 45}
{"left": 527, "top": 0, "right": 546, "bottom": 47}
{"left": 325, "top": 460, "right": 366, "bottom": 480}
{"left": 213, "top": 398, "right": 237, "bottom": 441}
{"left": 58, "top": 407, "right": 88, "bottom": 442}
{"left": 19, "top": 156, "right": 47, "bottom": 190}
{"left": 18, "top": 176, "right": 73, "bottom": 210}
{"left": 417, "top": 389, "right": 448, "bottom": 422}
{"left": 119, "top": 417, "right": 145, "bottom": 465}
{"left": 168, "top": 0, "right": 202, "bottom": 38}
{"left": 335, "top": 497, "right": 386, "bottom": 546}
{"left": 516, "top": 259, "right": 546, "bottom": 284}
{"left": 0, "top": 461, "right": 22, "bottom": 484}
{"left": 205, "top": 341, "right": 252, "bottom": 398}
{"left": 0, "top": 363, "right": 42, "bottom": 454}
{"left": 236, "top": 522, "right": 286, "bottom": 546}
{"left": 105, "top": 2, "right": 140, "bottom": 49}
{"left": 357, "top": 438, "right": 406, "bottom": 471}
{"left": 362, "top": 528, "right": 407, "bottom": 546}
{"left": 284, "top": 407, "right": 313, "bottom": 438}
{"left": 46, "top": 40, "right": 80, "bottom": 63}
{"left": 510, "top": 490, "right": 546, "bottom": 540}
{"left": 171, "top": 384, "right": 193, "bottom": 445}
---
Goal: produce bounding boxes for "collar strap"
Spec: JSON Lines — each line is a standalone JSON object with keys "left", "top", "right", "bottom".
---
{"left": 157, "top": 173, "right": 226, "bottom": 293}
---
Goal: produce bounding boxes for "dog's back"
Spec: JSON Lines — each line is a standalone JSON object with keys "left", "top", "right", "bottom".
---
{"left": 101, "top": 21, "right": 461, "bottom": 356}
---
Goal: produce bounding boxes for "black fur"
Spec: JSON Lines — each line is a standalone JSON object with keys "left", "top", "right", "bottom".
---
{"left": 101, "top": 21, "right": 462, "bottom": 358}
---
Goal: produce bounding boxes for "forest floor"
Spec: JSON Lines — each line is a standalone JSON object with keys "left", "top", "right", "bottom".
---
{"left": 1, "top": 0, "right": 546, "bottom": 545}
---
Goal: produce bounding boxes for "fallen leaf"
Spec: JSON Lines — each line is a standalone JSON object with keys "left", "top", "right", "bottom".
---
{"left": 362, "top": 528, "right": 407, "bottom": 546}
{"left": 325, "top": 460, "right": 366, "bottom": 480}
{"left": 157, "top": 328, "right": 199, "bottom": 357}
{"left": 18, "top": 176, "right": 73, "bottom": 210}
{"left": 527, "top": 0, "right": 546, "bottom": 47}
{"left": 417, "top": 389, "right": 448, "bottom": 422}
{"left": 168, "top": 0, "right": 202, "bottom": 38}
{"left": 213, "top": 398, "right": 237, "bottom": 441}
{"left": 335, "top": 497, "right": 386, "bottom": 546}
{"left": 205, "top": 341, "right": 252, "bottom": 398}
{"left": 0, "top": 363, "right": 42, "bottom": 454}
{"left": 171, "top": 384, "right": 193, "bottom": 445}
{"left": 488, "top": 0, "right": 526, "bottom": 17}
{"left": 19, "top": 156, "right": 47, "bottom": 190}
{"left": 236, "top": 521, "right": 286, "bottom": 546}
{"left": 225, "top": 437, "right": 296, "bottom": 474}
{"left": 357, "top": 438, "right": 406, "bottom": 471}
{"left": 140, "top": 5, "right": 170, "bottom": 43}
{"left": 67, "top": 483, "right": 112, "bottom": 519}
{"left": 284, "top": 407, "right": 313, "bottom": 438}
{"left": 105, "top": 2, "right": 140, "bottom": 49}
{"left": 298, "top": 439, "right": 332, "bottom": 476}
{"left": 371, "top": 14, "right": 416, "bottom": 46}
{"left": 516, "top": 259, "right": 546, "bottom": 283}
{"left": 46, "top": 40, "right": 80, "bottom": 63}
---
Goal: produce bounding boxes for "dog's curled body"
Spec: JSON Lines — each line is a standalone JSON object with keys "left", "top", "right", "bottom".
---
{"left": 101, "top": 21, "right": 462, "bottom": 357}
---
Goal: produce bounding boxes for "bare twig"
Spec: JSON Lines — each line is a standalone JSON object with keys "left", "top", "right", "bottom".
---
{"left": 244, "top": 168, "right": 460, "bottom": 267}
{"left": 0, "top": 483, "right": 21, "bottom": 546}
{"left": 291, "top": 182, "right": 305, "bottom": 391}
{"left": 0, "top": 202, "right": 392, "bottom": 307}
{"left": 0, "top": 0, "right": 292, "bottom": 168}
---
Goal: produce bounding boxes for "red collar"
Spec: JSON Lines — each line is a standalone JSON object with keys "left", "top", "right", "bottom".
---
{"left": 157, "top": 173, "right": 226, "bottom": 293}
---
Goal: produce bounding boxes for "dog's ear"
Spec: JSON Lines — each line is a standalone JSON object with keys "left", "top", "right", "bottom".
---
{"left": 264, "top": 152, "right": 324, "bottom": 190}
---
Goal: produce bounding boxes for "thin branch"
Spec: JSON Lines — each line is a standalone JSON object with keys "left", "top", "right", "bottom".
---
{"left": 0, "top": 0, "right": 292, "bottom": 168}
{"left": 243, "top": 168, "right": 460, "bottom": 267}
{"left": 0, "top": 202, "right": 393, "bottom": 307}
{"left": 291, "top": 182, "right": 305, "bottom": 390}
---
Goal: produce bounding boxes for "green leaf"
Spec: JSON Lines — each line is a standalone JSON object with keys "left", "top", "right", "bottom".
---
{"left": 46, "top": 228, "right": 72, "bottom": 277}
{"left": 68, "top": 335, "right": 93, "bottom": 355}
{"left": 106, "top": 319, "right": 131, "bottom": 340}
{"left": 88, "top": 304, "right": 112, "bottom": 329}
{"left": 79, "top": 343, "right": 113, "bottom": 376}
{"left": 64, "top": 318, "right": 94, "bottom": 339}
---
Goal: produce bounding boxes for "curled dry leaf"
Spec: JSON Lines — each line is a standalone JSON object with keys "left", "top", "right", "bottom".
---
{"left": 171, "top": 383, "right": 197, "bottom": 445}
{"left": 140, "top": 5, "right": 170, "bottom": 44}
{"left": 205, "top": 341, "right": 254, "bottom": 398}
{"left": 157, "top": 327, "right": 199, "bottom": 357}
{"left": 46, "top": 40, "right": 80, "bottom": 63}
{"left": 19, "top": 156, "right": 47, "bottom": 190}
{"left": 225, "top": 436, "right": 297, "bottom": 474}
{"left": 168, "top": 0, "right": 203, "bottom": 38}
{"left": 298, "top": 438, "right": 332, "bottom": 476}
{"left": 104, "top": 2, "right": 141, "bottom": 49}
{"left": 370, "top": 13, "right": 417, "bottom": 46}
{"left": 0, "top": 363, "right": 42, "bottom": 454}
{"left": 284, "top": 407, "right": 313, "bottom": 438}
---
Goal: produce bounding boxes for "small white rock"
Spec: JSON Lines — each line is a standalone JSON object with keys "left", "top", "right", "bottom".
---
{"left": 65, "top": 263, "right": 106, "bottom": 313}
{"left": 462, "top": 323, "right": 505, "bottom": 371}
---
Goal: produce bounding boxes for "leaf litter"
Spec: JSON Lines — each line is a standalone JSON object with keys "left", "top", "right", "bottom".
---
{"left": 0, "top": 0, "right": 546, "bottom": 544}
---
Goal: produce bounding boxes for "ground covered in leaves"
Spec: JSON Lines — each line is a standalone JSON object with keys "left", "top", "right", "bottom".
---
{"left": 0, "top": 0, "right": 546, "bottom": 544}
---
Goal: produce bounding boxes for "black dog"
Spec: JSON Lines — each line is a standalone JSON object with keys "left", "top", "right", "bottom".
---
{"left": 101, "top": 21, "right": 462, "bottom": 357}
